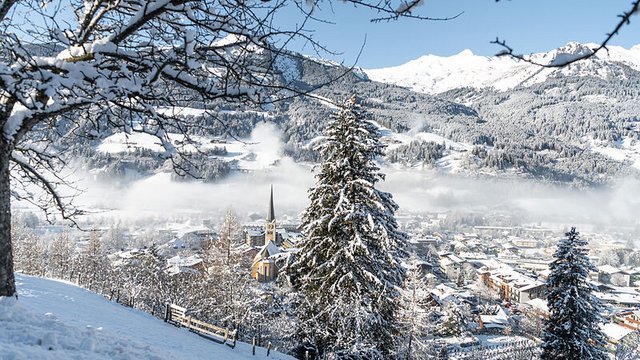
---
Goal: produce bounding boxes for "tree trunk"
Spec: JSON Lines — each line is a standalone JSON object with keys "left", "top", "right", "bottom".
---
{"left": 0, "top": 137, "right": 16, "bottom": 297}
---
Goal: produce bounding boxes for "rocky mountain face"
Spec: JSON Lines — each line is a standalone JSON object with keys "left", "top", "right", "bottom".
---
{"left": 73, "top": 43, "right": 640, "bottom": 187}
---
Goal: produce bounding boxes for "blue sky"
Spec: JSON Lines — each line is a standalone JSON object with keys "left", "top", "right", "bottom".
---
{"left": 278, "top": 0, "right": 640, "bottom": 68}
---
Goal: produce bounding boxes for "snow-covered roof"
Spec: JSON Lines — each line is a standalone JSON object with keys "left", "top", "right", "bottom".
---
{"left": 431, "top": 284, "right": 460, "bottom": 305}
{"left": 621, "top": 267, "right": 640, "bottom": 275}
{"left": 519, "top": 282, "right": 544, "bottom": 292}
{"left": 165, "top": 254, "right": 203, "bottom": 276}
{"left": 458, "top": 252, "right": 487, "bottom": 260}
{"left": 440, "top": 258, "right": 455, "bottom": 267}
{"left": 598, "top": 264, "right": 622, "bottom": 274}
{"left": 479, "top": 318, "right": 508, "bottom": 328}
{"left": 596, "top": 291, "right": 640, "bottom": 306}
{"left": 538, "top": 269, "right": 552, "bottom": 278}
{"left": 601, "top": 323, "right": 634, "bottom": 342}
{"left": 252, "top": 241, "right": 282, "bottom": 263}
{"left": 526, "top": 298, "right": 548, "bottom": 313}
{"left": 167, "top": 255, "right": 203, "bottom": 267}
{"left": 245, "top": 228, "right": 263, "bottom": 237}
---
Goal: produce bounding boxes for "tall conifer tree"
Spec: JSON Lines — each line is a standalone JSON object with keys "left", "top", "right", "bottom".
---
{"left": 541, "top": 227, "right": 608, "bottom": 360}
{"left": 286, "top": 96, "right": 407, "bottom": 359}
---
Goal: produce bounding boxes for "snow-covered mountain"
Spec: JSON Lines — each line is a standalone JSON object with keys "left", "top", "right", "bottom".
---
{"left": 0, "top": 274, "right": 292, "bottom": 359}
{"left": 365, "top": 42, "right": 640, "bottom": 94}
{"left": 65, "top": 41, "right": 640, "bottom": 187}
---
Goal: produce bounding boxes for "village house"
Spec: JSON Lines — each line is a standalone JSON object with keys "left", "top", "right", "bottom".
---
{"left": 478, "top": 306, "right": 510, "bottom": 333}
{"left": 621, "top": 268, "right": 640, "bottom": 287}
{"left": 165, "top": 254, "right": 205, "bottom": 276}
{"left": 614, "top": 310, "right": 640, "bottom": 330}
{"left": 439, "top": 252, "right": 466, "bottom": 280}
{"left": 600, "top": 323, "right": 636, "bottom": 351}
{"left": 480, "top": 265, "right": 546, "bottom": 304}
{"left": 408, "top": 236, "right": 439, "bottom": 257}
{"left": 510, "top": 237, "right": 538, "bottom": 248}
{"left": 597, "top": 264, "right": 627, "bottom": 286}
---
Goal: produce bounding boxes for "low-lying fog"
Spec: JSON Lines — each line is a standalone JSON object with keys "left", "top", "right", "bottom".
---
{"left": 15, "top": 123, "right": 640, "bottom": 232}
{"left": 74, "top": 162, "right": 640, "bottom": 228}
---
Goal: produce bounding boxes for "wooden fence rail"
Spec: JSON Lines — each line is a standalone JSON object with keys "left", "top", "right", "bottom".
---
{"left": 447, "top": 340, "right": 540, "bottom": 360}
{"left": 164, "top": 303, "right": 237, "bottom": 348}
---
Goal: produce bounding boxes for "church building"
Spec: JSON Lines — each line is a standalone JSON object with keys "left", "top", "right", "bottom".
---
{"left": 245, "top": 185, "right": 284, "bottom": 247}
{"left": 250, "top": 186, "right": 284, "bottom": 282}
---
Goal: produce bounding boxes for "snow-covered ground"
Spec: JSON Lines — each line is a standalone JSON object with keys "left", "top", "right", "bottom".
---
{"left": 97, "top": 122, "right": 284, "bottom": 172}
{"left": 0, "top": 274, "right": 294, "bottom": 360}
{"left": 587, "top": 136, "right": 640, "bottom": 170}
{"left": 372, "top": 120, "right": 475, "bottom": 173}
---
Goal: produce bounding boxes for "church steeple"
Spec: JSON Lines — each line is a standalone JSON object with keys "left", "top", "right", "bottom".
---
{"left": 267, "top": 185, "right": 275, "bottom": 222}
{"left": 265, "top": 185, "right": 276, "bottom": 244}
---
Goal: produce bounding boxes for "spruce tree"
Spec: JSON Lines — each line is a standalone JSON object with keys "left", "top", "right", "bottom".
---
{"left": 541, "top": 227, "right": 608, "bottom": 360}
{"left": 286, "top": 96, "right": 407, "bottom": 359}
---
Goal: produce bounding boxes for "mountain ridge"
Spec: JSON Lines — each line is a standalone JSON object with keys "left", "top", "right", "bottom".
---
{"left": 365, "top": 42, "right": 640, "bottom": 94}
{"left": 59, "top": 42, "right": 640, "bottom": 188}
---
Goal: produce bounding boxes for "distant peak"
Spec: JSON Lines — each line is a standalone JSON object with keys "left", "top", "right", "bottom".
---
{"left": 555, "top": 41, "right": 596, "bottom": 55}
{"left": 547, "top": 42, "right": 598, "bottom": 66}
{"left": 456, "top": 49, "right": 474, "bottom": 57}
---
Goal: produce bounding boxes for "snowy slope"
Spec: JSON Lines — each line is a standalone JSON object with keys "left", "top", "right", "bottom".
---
{"left": 0, "top": 274, "right": 293, "bottom": 360}
{"left": 365, "top": 42, "right": 640, "bottom": 94}
{"left": 97, "top": 122, "right": 283, "bottom": 171}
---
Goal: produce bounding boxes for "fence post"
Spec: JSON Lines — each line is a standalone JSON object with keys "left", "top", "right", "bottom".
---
{"left": 267, "top": 341, "right": 271, "bottom": 357}
{"left": 231, "top": 329, "right": 237, "bottom": 349}
{"left": 252, "top": 337, "right": 256, "bottom": 356}
{"left": 164, "top": 304, "right": 170, "bottom": 322}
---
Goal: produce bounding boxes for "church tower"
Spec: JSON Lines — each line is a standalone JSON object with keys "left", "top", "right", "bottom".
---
{"left": 265, "top": 185, "right": 276, "bottom": 244}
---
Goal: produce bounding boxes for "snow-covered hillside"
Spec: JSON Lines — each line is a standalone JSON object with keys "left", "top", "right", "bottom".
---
{"left": 365, "top": 42, "right": 640, "bottom": 94}
{"left": 0, "top": 274, "right": 293, "bottom": 360}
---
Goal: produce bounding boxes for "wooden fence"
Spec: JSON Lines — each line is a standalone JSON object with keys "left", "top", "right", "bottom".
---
{"left": 164, "top": 303, "right": 237, "bottom": 348}
{"left": 447, "top": 340, "right": 540, "bottom": 360}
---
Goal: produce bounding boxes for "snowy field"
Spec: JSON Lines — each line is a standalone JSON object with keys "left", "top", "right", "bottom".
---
{"left": 0, "top": 274, "right": 293, "bottom": 360}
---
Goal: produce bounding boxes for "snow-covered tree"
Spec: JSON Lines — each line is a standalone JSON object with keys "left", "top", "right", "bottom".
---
{"left": 48, "top": 232, "right": 75, "bottom": 279}
{"left": 13, "top": 225, "right": 45, "bottom": 276}
{"left": 216, "top": 210, "right": 245, "bottom": 266}
{"left": 134, "top": 245, "right": 168, "bottom": 316}
{"left": 615, "top": 331, "right": 640, "bottom": 360}
{"left": 286, "top": 96, "right": 408, "bottom": 359}
{"left": 541, "top": 227, "right": 608, "bottom": 360}
{"left": 198, "top": 210, "right": 256, "bottom": 330}
{"left": 436, "top": 302, "right": 468, "bottom": 338}
{"left": 0, "top": 0, "right": 439, "bottom": 300}
{"left": 397, "top": 257, "right": 437, "bottom": 360}
{"left": 77, "top": 230, "right": 109, "bottom": 293}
